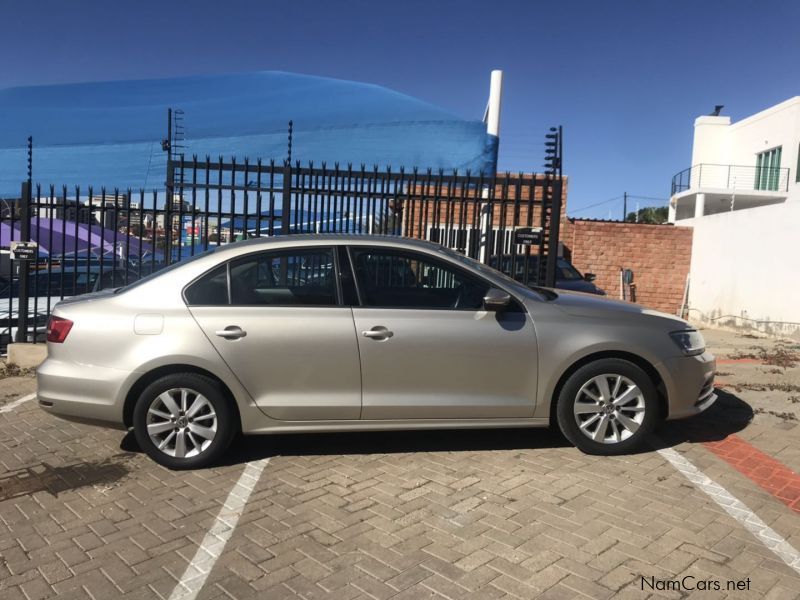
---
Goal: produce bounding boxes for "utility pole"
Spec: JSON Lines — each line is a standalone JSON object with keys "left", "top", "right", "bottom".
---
{"left": 622, "top": 191, "right": 627, "bottom": 222}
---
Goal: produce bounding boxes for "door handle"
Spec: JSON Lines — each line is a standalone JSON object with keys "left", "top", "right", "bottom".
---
{"left": 362, "top": 326, "right": 393, "bottom": 340}
{"left": 215, "top": 326, "right": 247, "bottom": 340}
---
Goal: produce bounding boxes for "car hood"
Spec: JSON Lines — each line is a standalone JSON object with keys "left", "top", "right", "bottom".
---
{"left": 545, "top": 288, "right": 688, "bottom": 327}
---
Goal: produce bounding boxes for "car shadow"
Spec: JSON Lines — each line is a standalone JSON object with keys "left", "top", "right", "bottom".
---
{"left": 118, "top": 389, "right": 755, "bottom": 467}
{"left": 648, "top": 388, "right": 754, "bottom": 451}
{"left": 220, "top": 425, "right": 573, "bottom": 466}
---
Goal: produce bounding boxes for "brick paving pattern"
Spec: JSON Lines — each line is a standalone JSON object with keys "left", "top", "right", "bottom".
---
{"left": 2, "top": 371, "right": 800, "bottom": 599}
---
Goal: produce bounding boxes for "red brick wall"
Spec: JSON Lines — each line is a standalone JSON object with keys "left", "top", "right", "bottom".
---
{"left": 404, "top": 175, "right": 568, "bottom": 240}
{"left": 561, "top": 219, "right": 693, "bottom": 314}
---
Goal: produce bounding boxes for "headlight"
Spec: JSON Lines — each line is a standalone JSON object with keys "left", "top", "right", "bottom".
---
{"left": 669, "top": 329, "right": 705, "bottom": 356}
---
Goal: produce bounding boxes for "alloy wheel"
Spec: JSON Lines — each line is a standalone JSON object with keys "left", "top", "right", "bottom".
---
{"left": 145, "top": 388, "right": 218, "bottom": 458}
{"left": 573, "top": 374, "right": 646, "bottom": 444}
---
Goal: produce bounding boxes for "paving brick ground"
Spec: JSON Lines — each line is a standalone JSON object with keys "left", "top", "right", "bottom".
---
{"left": 1, "top": 331, "right": 800, "bottom": 599}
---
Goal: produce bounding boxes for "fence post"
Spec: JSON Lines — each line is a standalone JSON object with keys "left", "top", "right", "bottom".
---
{"left": 543, "top": 126, "right": 563, "bottom": 288}
{"left": 544, "top": 177, "right": 563, "bottom": 288}
{"left": 281, "top": 161, "right": 291, "bottom": 235}
{"left": 15, "top": 180, "right": 32, "bottom": 343}
{"left": 165, "top": 158, "right": 174, "bottom": 264}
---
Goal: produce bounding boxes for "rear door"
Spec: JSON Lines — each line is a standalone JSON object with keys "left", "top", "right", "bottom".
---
{"left": 187, "top": 246, "right": 362, "bottom": 421}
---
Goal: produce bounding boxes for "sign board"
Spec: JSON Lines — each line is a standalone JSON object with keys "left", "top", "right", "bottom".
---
{"left": 10, "top": 241, "right": 38, "bottom": 261}
{"left": 513, "top": 227, "right": 543, "bottom": 246}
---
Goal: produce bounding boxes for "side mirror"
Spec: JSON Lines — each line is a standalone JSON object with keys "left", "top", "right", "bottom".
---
{"left": 584, "top": 273, "right": 597, "bottom": 282}
{"left": 483, "top": 287, "right": 511, "bottom": 312}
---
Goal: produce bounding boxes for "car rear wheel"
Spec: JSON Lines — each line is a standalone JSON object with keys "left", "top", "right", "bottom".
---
{"left": 133, "top": 373, "right": 235, "bottom": 469}
{"left": 556, "top": 358, "right": 658, "bottom": 455}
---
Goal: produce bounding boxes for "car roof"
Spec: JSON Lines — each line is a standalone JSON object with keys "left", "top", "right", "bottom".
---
{"left": 213, "top": 234, "right": 444, "bottom": 256}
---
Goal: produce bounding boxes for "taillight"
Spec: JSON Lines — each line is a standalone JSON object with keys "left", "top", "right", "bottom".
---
{"left": 47, "top": 316, "right": 73, "bottom": 343}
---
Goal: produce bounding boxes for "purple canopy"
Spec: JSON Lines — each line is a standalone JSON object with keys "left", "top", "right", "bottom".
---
{"left": 1, "top": 218, "right": 156, "bottom": 259}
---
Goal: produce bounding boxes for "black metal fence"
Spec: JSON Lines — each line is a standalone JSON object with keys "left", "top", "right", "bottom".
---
{"left": 1, "top": 128, "right": 563, "bottom": 348}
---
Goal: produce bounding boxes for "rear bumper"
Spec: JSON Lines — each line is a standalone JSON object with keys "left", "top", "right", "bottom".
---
{"left": 660, "top": 351, "right": 717, "bottom": 420}
{"left": 37, "top": 357, "right": 130, "bottom": 428}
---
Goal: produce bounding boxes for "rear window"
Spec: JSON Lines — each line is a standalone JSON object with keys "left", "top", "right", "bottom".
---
{"left": 229, "top": 249, "right": 337, "bottom": 306}
{"left": 184, "top": 265, "right": 229, "bottom": 305}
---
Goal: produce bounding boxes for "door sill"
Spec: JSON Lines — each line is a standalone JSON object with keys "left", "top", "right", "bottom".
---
{"left": 243, "top": 417, "right": 550, "bottom": 435}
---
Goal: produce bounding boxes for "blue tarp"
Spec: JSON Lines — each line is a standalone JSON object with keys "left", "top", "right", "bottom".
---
{"left": 0, "top": 71, "right": 497, "bottom": 196}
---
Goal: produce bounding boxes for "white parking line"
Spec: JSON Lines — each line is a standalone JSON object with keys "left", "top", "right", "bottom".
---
{"left": 0, "top": 393, "right": 37, "bottom": 414}
{"left": 168, "top": 458, "right": 270, "bottom": 600}
{"left": 658, "top": 446, "right": 800, "bottom": 575}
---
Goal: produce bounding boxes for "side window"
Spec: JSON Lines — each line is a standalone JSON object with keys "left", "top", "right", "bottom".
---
{"left": 350, "top": 248, "right": 490, "bottom": 310}
{"left": 184, "top": 265, "right": 229, "bottom": 306}
{"left": 229, "top": 248, "right": 337, "bottom": 306}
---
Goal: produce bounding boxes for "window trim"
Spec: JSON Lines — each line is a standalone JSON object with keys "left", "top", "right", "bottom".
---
{"left": 183, "top": 246, "right": 344, "bottom": 308}
{"left": 336, "top": 245, "right": 360, "bottom": 306}
{"left": 347, "top": 244, "right": 512, "bottom": 312}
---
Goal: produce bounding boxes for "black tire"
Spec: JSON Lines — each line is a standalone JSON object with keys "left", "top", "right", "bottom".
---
{"left": 133, "top": 373, "right": 236, "bottom": 469}
{"left": 556, "top": 358, "right": 658, "bottom": 455}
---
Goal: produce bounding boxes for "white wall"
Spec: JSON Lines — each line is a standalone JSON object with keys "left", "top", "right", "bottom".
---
{"left": 677, "top": 98, "right": 800, "bottom": 338}
{"left": 685, "top": 201, "right": 800, "bottom": 338}
{"left": 691, "top": 115, "right": 731, "bottom": 166}
{"left": 726, "top": 98, "right": 800, "bottom": 179}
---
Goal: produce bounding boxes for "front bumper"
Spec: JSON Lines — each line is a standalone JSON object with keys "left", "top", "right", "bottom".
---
{"left": 37, "top": 357, "right": 131, "bottom": 428}
{"left": 660, "top": 351, "right": 717, "bottom": 420}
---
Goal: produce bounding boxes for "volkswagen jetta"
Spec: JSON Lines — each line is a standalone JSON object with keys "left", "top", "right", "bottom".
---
{"left": 37, "top": 235, "right": 716, "bottom": 469}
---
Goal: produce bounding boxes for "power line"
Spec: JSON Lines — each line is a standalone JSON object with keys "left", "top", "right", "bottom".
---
{"left": 568, "top": 195, "right": 624, "bottom": 215}
{"left": 626, "top": 194, "right": 669, "bottom": 202}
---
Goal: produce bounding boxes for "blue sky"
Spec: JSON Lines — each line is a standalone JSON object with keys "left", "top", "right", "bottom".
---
{"left": 2, "top": 0, "right": 799, "bottom": 218}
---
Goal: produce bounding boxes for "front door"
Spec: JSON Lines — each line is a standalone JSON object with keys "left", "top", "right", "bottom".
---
{"left": 348, "top": 246, "right": 538, "bottom": 420}
{"left": 187, "top": 247, "right": 362, "bottom": 421}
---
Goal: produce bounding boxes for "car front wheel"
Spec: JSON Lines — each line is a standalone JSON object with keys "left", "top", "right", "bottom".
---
{"left": 133, "top": 373, "right": 236, "bottom": 469}
{"left": 556, "top": 358, "right": 658, "bottom": 455}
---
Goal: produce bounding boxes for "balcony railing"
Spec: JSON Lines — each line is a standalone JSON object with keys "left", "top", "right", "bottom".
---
{"left": 671, "top": 164, "right": 790, "bottom": 196}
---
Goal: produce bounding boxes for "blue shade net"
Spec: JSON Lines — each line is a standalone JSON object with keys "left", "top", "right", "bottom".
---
{"left": 0, "top": 71, "right": 498, "bottom": 196}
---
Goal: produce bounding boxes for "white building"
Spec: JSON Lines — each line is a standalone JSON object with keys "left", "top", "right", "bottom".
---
{"left": 669, "top": 97, "right": 800, "bottom": 337}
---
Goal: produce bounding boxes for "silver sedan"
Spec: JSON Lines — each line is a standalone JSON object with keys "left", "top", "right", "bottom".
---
{"left": 37, "top": 235, "right": 716, "bottom": 469}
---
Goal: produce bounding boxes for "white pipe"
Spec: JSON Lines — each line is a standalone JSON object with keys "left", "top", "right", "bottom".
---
{"left": 486, "top": 70, "right": 503, "bottom": 137}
